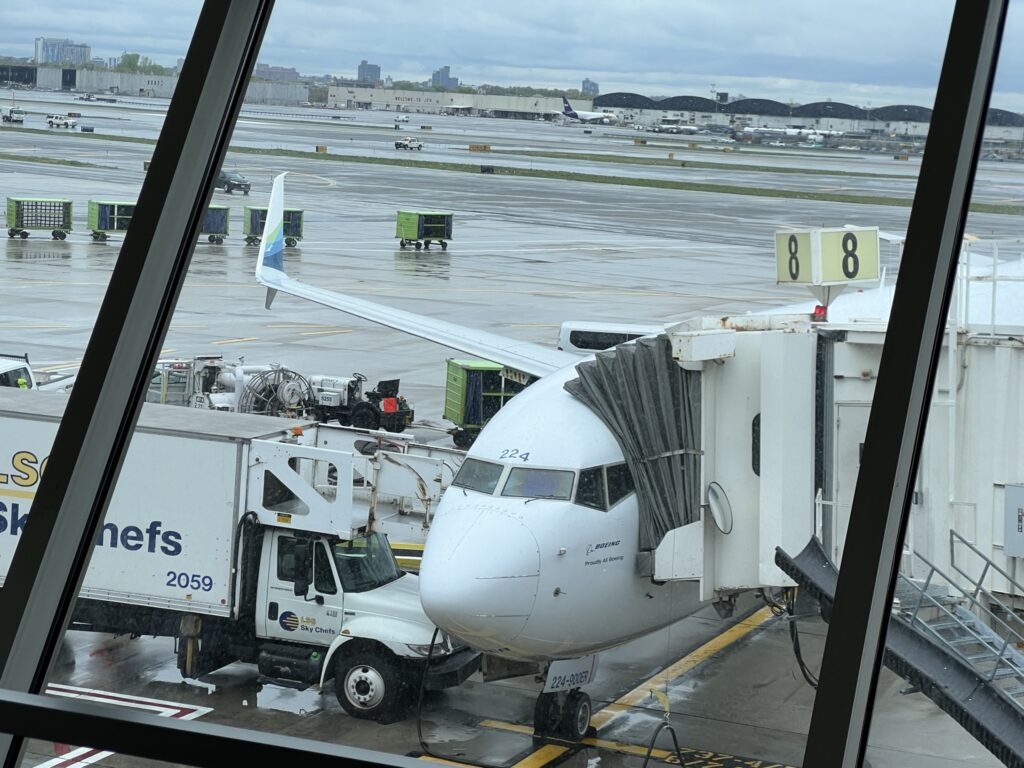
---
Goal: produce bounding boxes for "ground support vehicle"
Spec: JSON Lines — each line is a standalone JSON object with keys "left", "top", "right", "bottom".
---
{"left": 244, "top": 206, "right": 303, "bottom": 247}
{"left": 443, "top": 359, "right": 532, "bottom": 448}
{"left": 200, "top": 205, "right": 230, "bottom": 244}
{"left": 46, "top": 113, "right": 77, "bottom": 128}
{"left": 214, "top": 170, "right": 251, "bottom": 195}
{"left": 146, "top": 356, "right": 414, "bottom": 432}
{"left": 6, "top": 198, "right": 73, "bottom": 240}
{"left": 87, "top": 200, "right": 136, "bottom": 241}
{"left": 394, "top": 136, "right": 422, "bottom": 150}
{"left": 0, "top": 353, "right": 76, "bottom": 392}
{"left": 395, "top": 210, "right": 452, "bottom": 251}
{"left": 0, "top": 389, "right": 478, "bottom": 722}
{"left": 2, "top": 107, "right": 25, "bottom": 124}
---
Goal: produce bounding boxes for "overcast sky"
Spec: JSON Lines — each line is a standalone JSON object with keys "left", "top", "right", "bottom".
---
{"left": 5, "top": 1, "right": 1024, "bottom": 110}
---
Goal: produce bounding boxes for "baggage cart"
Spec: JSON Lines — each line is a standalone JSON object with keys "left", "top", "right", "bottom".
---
{"left": 6, "top": 198, "right": 73, "bottom": 240}
{"left": 443, "top": 359, "right": 529, "bottom": 448}
{"left": 242, "top": 206, "right": 303, "bottom": 247}
{"left": 396, "top": 210, "right": 452, "bottom": 250}
{"left": 87, "top": 200, "right": 136, "bottom": 241}
{"left": 201, "top": 205, "right": 230, "bottom": 244}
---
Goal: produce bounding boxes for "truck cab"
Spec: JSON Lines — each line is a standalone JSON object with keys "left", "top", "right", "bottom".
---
{"left": 394, "top": 136, "right": 423, "bottom": 150}
{"left": 0, "top": 355, "right": 33, "bottom": 389}
{"left": 2, "top": 107, "right": 25, "bottom": 124}
{"left": 253, "top": 528, "right": 462, "bottom": 720}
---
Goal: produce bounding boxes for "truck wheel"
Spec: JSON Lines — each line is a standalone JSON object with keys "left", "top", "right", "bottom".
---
{"left": 334, "top": 650, "right": 404, "bottom": 722}
{"left": 350, "top": 401, "right": 381, "bottom": 430}
{"left": 440, "top": 241, "right": 447, "bottom": 251}
{"left": 285, "top": 237, "right": 297, "bottom": 248}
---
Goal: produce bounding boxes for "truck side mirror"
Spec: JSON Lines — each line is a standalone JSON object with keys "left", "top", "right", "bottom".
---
{"left": 293, "top": 579, "right": 309, "bottom": 597}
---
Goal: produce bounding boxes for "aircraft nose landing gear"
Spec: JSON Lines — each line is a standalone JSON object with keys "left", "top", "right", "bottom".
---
{"left": 533, "top": 689, "right": 592, "bottom": 741}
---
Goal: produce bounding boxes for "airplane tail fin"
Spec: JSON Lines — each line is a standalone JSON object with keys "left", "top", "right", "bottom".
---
{"left": 561, "top": 96, "right": 576, "bottom": 117}
{"left": 255, "top": 172, "right": 288, "bottom": 308}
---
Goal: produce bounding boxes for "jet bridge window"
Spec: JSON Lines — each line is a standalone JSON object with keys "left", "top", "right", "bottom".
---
{"left": 502, "top": 467, "right": 574, "bottom": 500}
{"left": 575, "top": 467, "right": 607, "bottom": 510}
{"left": 606, "top": 463, "right": 636, "bottom": 507}
{"left": 452, "top": 458, "right": 504, "bottom": 495}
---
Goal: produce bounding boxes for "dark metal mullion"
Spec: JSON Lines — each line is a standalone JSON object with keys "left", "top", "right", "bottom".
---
{"left": 0, "top": 1, "right": 273, "bottom": 766}
{"left": 0, "top": 688, "right": 421, "bottom": 768}
{"left": 803, "top": 1, "right": 1007, "bottom": 766}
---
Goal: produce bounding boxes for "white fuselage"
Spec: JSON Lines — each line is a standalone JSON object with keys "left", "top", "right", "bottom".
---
{"left": 419, "top": 363, "right": 701, "bottom": 662}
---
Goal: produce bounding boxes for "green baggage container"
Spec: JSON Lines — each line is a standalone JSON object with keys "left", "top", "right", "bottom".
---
{"left": 201, "top": 205, "right": 230, "bottom": 244}
{"left": 87, "top": 200, "right": 136, "bottom": 241}
{"left": 444, "top": 359, "right": 529, "bottom": 448}
{"left": 242, "top": 206, "right": 303, "bottom": 246}
{"left": 396, "top": 210, "right": 452, "bottom": 250}
{"left": 6, "top": 198, "right": 73, "bottom": 239}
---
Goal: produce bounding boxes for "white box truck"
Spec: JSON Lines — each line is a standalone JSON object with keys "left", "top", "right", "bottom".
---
{"left": 0, "top": 388, "right": 478, "bottom": 723}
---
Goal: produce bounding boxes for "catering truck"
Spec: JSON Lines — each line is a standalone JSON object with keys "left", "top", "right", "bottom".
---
{"left": 0, "top": 388, "right": 477, "bottom": 723}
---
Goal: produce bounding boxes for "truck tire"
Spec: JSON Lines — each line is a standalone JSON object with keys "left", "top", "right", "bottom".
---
{"left": 334, "top": 650, "right": 404, "bottom": 722}
{"left": 350, "top": 401, "right": 381, "bottom": 430}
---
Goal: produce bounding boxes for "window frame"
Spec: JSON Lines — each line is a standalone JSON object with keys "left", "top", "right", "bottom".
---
{"left": 0, "top": 1, "right": 1009, "bottom": 767}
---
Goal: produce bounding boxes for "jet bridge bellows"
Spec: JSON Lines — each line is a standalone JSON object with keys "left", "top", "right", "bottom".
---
{"left": 564, "top": 334, "right": 701, "bottom": 552}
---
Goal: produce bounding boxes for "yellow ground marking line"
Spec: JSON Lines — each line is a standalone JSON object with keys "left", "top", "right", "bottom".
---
{"left": 590, "top": 606, "right": 775, "bottom": 730}
{"left": 417, "top": 756, "right": 472, "bottom": 766}
{"left": 266, "top": 323, "right": 336, "bottom": 328}
{"left": 298, "top": 329, "right": 354, "bottom": 337}
{"left": 481, "top": 719, "right": 673, "bottom": 760}
{"left": 211, "top": 337, "right": 258, "bottom": 345}
{"left": 0, "top": 489, "right": 36, "bottom": 499}
{"left": 512, "top": 745, "right": 569, "bottom": 768}
{"left": 34, "top": 361, "right": 82, "bottom": 372}
{"left": 160, "top": 349, "right": 177, "bottom": 355}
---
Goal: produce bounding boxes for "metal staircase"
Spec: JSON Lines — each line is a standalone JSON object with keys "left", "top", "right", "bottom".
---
{"left": 776, "top": 533, "right": 1024, "bottom": 767}
{"left": 895, "top": 530, "right": 1024, "bottom": 716}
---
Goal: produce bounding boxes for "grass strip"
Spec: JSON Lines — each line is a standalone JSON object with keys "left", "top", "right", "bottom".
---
{"left": 0, "top": 151, "right": 107, "bottom": 168}
{"left": 488, "top": 148, "right": 916, "bottom": 180}
{"left": 3, "top": 126, "right": 1020, "bottom": 215}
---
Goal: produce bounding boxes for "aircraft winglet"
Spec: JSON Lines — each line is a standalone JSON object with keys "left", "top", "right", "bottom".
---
{"left": 255, "top": 172, "right": 289, "bottom": 307}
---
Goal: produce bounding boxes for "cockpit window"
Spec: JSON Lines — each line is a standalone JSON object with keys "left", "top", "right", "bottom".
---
{"left": 501, "top": 467, "right": 574, "bottom": 500}
{"left": 575, "top": 467, "right": 607, "bottom": 510}
{"left": 606, "top": 463, "right": 635, "bottom": 506}
{"left": 452, "top": 458, "right": 504, "bottom": 494}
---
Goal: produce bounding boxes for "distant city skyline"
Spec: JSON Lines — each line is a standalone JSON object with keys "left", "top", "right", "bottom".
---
{"left": 5, "top": 1, "right": 1024, "bottom": 110}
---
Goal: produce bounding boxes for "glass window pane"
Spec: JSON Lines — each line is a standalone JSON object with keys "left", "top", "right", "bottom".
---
{"left": 575, "top": 467, "right": 607, "bottom": 510}
{"left": 6, "top": 0, "right": 978, "bottom": 765}
{"left": 864, "top": 5, "right": 1023, "bottom": 765}
{"left": 452, "top": 457, "right": 504, "bottom": 494}
{"left": 501, "top": 467, "right": 574, "bottom": 499}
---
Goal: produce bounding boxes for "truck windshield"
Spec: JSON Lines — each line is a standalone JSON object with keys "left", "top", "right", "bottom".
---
{"left": 333, "top": 532, "right": 403, "bottom": 593}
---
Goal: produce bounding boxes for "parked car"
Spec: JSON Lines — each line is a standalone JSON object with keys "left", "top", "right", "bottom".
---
{"left": 214, "top": 170, "right": 251, "bottom": 195}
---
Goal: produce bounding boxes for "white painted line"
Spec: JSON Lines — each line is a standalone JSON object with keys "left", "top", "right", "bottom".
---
{"left": 30, "top": 684, "right": 211, "bottom": 768}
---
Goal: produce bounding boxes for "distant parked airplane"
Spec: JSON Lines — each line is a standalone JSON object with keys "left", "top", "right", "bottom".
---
{"left": 562, "top": 97, "right": 614, "bottom": 124}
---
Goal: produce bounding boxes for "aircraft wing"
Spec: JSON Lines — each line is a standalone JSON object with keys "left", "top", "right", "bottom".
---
{"left": 255, "top": 174, "right": 576, "bottom": 379}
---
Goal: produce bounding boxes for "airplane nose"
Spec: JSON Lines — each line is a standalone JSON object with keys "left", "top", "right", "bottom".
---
{"left": 420, "top": 502, "right": 540, "bottom": 652}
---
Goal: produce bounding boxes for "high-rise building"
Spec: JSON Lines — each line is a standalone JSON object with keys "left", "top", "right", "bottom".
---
{"left": 34, "top": 37, "right": 91, "bottom": 65}
{"left": 582, "top": 78, "right": 599, "bottom": 97}
{"left": 430, "top": 65, "right": 459, "bottom": 89}
{"left": 253, "top": 62, "right": 300, "bottom": 81}
{"left": 357, "top": 60, "right": 381, "bottom": 84}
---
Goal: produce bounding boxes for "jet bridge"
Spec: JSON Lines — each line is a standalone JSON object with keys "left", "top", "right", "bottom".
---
{"left": 564, "top": 317, "right": 818, "bottom": 599}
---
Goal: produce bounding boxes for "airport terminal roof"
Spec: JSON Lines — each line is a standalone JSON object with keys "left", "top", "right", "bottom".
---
{"left": 594, "top": 92, "right": 1023, "bottom": 125}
